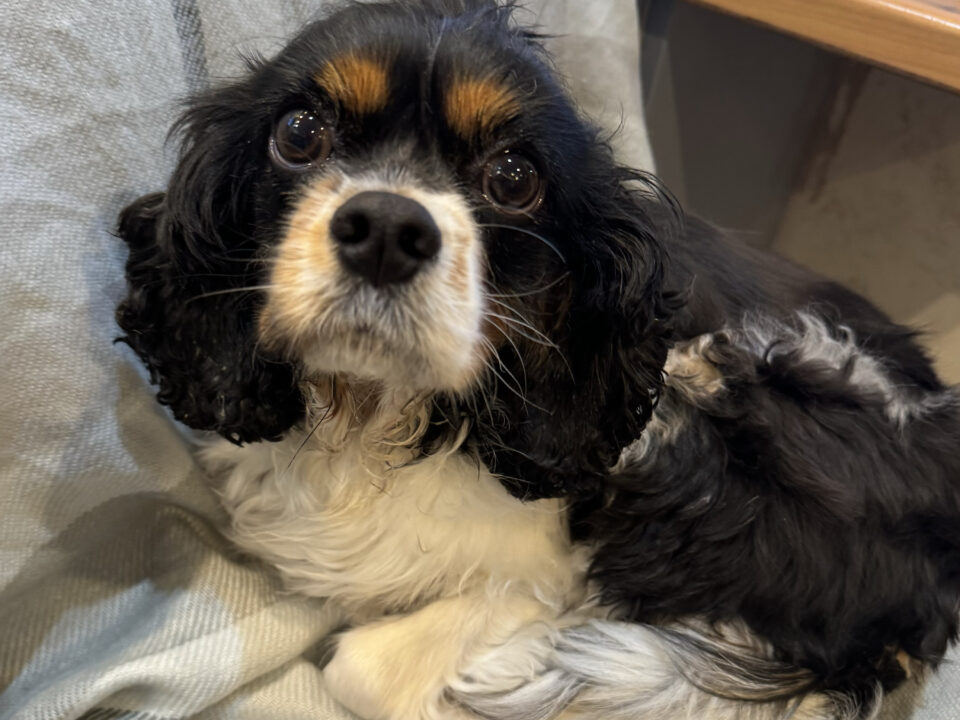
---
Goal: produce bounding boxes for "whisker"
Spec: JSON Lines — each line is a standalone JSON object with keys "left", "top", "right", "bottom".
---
{"left": 177, "top": 271, "right": 260, "bottom": 280}
{"left": 479, "top": 335, "right": 527, "bottom": 397}
{"left": 485, "top": 299, "right": 575, "bottom": 381}
{"left": 185, "top": 285, "right": 276, "bottom": 303}
{"left": 480, "top": 329, "right": 528, "bottom": 395}
{"left": 485, "top": 272, "right": 570, "bottom": 299}
{"left": 479, "top": 354, "right": 548, "bottom": 413}
{"left": 486, "top": 299, "right": 561, "bottom": 348}
{"left": 470, "top": 372, "right": 497, "bottom": 428}
{"left": 484, "top": 310, "right": 559, "bottom": 350}
{"left": 478, "top": 223, "right": 566, "bottom": 264}
{"left": 205, "top": 254, "right": 269, "bottom": 265}
{"left": 484, "top": 295, "right": 550, "bottom": 328}
{"left": 131, "top": 271, "right": 266, "bottom": 290}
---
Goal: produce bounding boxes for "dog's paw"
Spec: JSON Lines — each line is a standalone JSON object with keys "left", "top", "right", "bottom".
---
{"left": 324, "top": 621, "right": 460, "bottom": 720}
{"left": 324, "top": 625, "right": 408, "bottom": 719}
{"left": 323, "top": 596, "right": 572, "bottom": 720}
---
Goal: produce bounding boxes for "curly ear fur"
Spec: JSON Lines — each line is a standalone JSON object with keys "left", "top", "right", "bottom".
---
{"left": 115, "top": 80, "right": 303, "bottom": 443}
{"left": 474, "top": 170, "right": 680, "bottom": 500}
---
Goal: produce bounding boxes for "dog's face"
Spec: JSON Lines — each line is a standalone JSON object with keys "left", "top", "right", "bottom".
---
{"left": 118, "top": 0, "right": 673, "bottom": 498}
{"left": 254, "top": 2, "right": 555, "bottom": 392}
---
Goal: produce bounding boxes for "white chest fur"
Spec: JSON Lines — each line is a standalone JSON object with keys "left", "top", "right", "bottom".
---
{"left": 201, "top": 406, "right": 587, "bottom": 718}
{"left": 201, "top": 413, "right": 580, "bottom": 618}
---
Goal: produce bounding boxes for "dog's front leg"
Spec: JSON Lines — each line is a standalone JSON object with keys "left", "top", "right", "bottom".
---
{"left": 323, "top": 592, "right": 561, "bottom": 720}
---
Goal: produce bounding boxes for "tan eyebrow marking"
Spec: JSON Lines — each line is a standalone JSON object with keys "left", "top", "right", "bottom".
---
{"left": 444, "top": 76, "right": 520, "bottom": 139}
{"left": 315, "top": 54, "right": 390, "bottom": 115}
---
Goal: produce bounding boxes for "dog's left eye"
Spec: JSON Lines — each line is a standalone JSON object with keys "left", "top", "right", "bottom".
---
{"left": 482, "top": 150, "right": 543, "bottom": 214}
{"left": 270, "top": 109, "right": 333, "bottom": 169}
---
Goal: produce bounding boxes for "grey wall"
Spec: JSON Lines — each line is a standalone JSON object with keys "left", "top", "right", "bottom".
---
{"left": 643, "top": 0, "right": 836, "bottom": 245}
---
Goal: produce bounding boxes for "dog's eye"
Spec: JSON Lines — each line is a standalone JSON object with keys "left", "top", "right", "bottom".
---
{"left": 270, "top": 109, "right": 332, "bottom": 168}
{"left": 482, "top": 150, "right": 543, "bottom": 214}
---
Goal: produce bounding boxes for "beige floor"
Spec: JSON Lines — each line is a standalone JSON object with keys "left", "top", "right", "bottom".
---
{"left": 772, "top": 67, "right": 960, "bottom": 384}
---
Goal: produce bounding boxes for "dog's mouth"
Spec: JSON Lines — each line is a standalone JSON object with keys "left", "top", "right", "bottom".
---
{"left": 258, "top": 175, "right": 488, "bottom": 394}
{"left": 298, "top": 291, "right": 484, "bottom": 392}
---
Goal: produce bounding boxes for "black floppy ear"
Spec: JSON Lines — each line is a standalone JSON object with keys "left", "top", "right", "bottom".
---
{"left": 477, "top": 172, "right": 677, "bottom": 500}
{"left": 115, "top": 84, "right": 303, "bottom": 443}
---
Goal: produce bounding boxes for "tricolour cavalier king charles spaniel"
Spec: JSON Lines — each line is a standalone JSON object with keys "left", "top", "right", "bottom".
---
{"left": 116, "top": 2, "right": 960, "bottom": 718}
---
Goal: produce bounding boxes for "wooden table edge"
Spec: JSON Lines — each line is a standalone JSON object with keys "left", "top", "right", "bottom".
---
{"left": 685, "top": 0, "right": 960, "bottom": 93}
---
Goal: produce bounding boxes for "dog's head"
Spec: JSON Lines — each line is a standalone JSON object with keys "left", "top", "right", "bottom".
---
{"left": 117, "top": 0, "right": 675, "bottom": 498}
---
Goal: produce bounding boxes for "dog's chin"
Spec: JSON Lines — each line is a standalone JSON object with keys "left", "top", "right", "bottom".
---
{"left": 298, "top": 326, "right": 482, "bottom": 395}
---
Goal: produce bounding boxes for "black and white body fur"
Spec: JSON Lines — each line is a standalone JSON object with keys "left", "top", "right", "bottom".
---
{"left": 116, "top": 2, "right": 960, "bottom": 718}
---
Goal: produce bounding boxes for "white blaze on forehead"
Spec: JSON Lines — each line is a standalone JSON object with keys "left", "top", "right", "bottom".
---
{"left": 259, "top": 171, "right": 488, "bottom": 393}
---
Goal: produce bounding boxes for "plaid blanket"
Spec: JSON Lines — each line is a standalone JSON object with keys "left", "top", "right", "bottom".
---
{"left": 0, "top": 1, "right": 653, "bottom": 718}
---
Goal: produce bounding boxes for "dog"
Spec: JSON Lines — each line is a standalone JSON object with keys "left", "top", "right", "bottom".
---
{"left": 116, "top": 1, "right": 960, "bottom": 718}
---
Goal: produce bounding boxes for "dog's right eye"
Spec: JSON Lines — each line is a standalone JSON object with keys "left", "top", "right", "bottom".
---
{"left": 270, "top": 110, "right": 333, "bottom": 169}
{"left": 481, "top": 150, "right": 543, "bottom": 215}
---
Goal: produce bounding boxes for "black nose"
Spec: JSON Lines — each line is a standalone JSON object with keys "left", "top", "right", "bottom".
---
{"left": 329, "top": 191, "right": 442, "bottom": 287}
